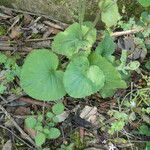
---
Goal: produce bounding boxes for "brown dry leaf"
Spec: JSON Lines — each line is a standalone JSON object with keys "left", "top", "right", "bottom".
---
{"left": 9, "top": 26, "right": 22, "bottom": 39}
{"left": 52, "top": 28, "right": 61, "bottom": 35}
{"left": 14, "top": 107, "right": 30, "bottom": 116}
{"left": 23, "top": 14, "right": 32, "bottom": 26}
{"left": 2, "top": 140, "right": 12, "bottom": 150}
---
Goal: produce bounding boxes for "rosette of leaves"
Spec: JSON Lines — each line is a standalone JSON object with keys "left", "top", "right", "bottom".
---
{"left": 0, "top": 52, "right": 21, "bottom": 94}
{"left": 99, "top": 0, "right": 121, "bottom": 27}
{"left": 52, "top": 22, "right": 96, "bottom": 58}
{"left": 25, "top": 103, "right": 64, "bottom": 147}
{"left": 20, "top": 49, "right": 66, "bottom": 101}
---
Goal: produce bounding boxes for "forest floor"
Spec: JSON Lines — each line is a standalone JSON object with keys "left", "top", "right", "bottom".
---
{"left": 0, "top": 6, "right": 150, "bottom": 150}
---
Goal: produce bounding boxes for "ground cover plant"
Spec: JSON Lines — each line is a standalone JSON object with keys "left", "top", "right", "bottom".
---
{"left": 0, "top": 0, "right": 150, "bottom": 150}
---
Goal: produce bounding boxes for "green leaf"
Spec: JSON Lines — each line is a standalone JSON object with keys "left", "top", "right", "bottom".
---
{"left": 48, "top": 122, "right": 55, "bottom": 127}
{"left": 109, "top": 121, "right": 125, "bottom": 134}
{"left": 46, "top": 112, "right": 54, "bottom": 119}
{"left": 113, "top": 111, "right": 128, "bottom": 120}
{"left": 139, "top": 125, "right": 150, "bottom": 136}
{"left": 52, "top": 22, "right": 96, "bottom": 58}
{"left": 64, "top": 55, "right": 105, "bottom": 98}
{"left": 35, "top": 132, "right": 46, "bottom": 147}
{"left": 89, "top": 53, "right": 126, "bottom": 98}
{"left": 52, "top": 116, "right": 60, "bottom": 123}
{"left": 48, "top": 128, "right": 61, "bottom": 139}
{"left": 142, "top": 107, "right": 150, "bottom": 113}
{"left": 0, "top": 52, "right": 7, "bottom": 64}
{"left": 0, "top": 84, "right": 6, "bottom": 94}
{"left": 141, "top": 11, "right": 150, "bottom": 23}
{"left": 35, "top": 126, "right": 43, "bottom": 132}
{"left": 43, "top": 128, "right": 50, "bottom": 135}
{"left": 37, "top": 115, "right": 43, "bottom": 122}
{"left": 145, "top": 61, "right": 150, "bottom": 70}
{"left": 126, "top": 61, "right": 140, "bottom": 70}
{"left": 138, "top": 0, "right": 150, "bottom": 7}
{"left": 96, "top": 33, "right": 116, "bottom": 57}
{"left": 99, "top": 0, "right": 121, "bottom": 27}
{"left": 52, "top": 103, "right": 65, "bottom": 115}
{"left": 20, "top": 49, "right": 66, "bottom": 101}
{"left": 146, "top": 142, "right": 150, "bottom": 150}
{"left": 25, "top": 116, "right": 36, "bottom": 129}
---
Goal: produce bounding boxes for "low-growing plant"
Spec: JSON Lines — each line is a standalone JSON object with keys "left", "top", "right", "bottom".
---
{"left": 0, "top": 52, "right": 21, "bottom": 94}
{"left": 20, "top": 0, "right": 127, "bottom": 101}
{"left": 57, "top": 143, "right": 74, "bottom": 150}
{"left": 108, "top": 110, "right": 128, "bottom": 134}
{"left": 20, "top": 0, "right": 150, "bottom": 102}
{"left": 25, "top": 102, "right": 65, "bottom": 147}
{"left": 138, "top": 124, "right": 150, "bottom": 150}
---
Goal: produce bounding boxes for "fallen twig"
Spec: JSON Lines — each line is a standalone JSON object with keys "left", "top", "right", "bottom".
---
{"left": 18, "top": 97, "right": 51, "bottom": 107}
{"left": 25, "top": 37, "right": 53, "bottom": 42}
{"left": 111, "top": 28, "right": 145, "bottom": 37}
{"left": 0, "top": 125, "right": 35, "bottom": 149}
{"left": 0, "top": 95, "right": 8, "bottom": 103}
{"left": 0, "top": 46, "right": 32, "bottom": 52}
{"left": 43, "top": 21, "right": 65, "bottom": 30}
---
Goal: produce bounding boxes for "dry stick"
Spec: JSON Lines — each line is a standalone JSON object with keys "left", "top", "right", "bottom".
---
{"left": 111, "top": 28, "right": 145, "bottom": 37}
{"left": 0, "top": 95, "right": 8, "bottom": 103}
{"left": 18, "top": 97, "right": 51, "bottom": 107}
{"left": 0, "top": 104, "right": 40, "bottom": 150}
{"left": 25, "top": 37, "right": 53, "bottom": 42}
{"left": 0, "top": 125, "right": 35, "bottom": 149}
{"left": 43, "top": 21, "right": 65, "bottom": 30}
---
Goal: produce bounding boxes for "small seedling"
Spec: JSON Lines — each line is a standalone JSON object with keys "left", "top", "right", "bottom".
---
{"left": 25, "top": 102, "right": 65, "bottom": 147}
{"left": 0, "top": 52, "right": 21, "bottom": 94}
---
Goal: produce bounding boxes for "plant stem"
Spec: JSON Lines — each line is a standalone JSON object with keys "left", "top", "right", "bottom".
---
{"left": 83, "top": 9, "right": 101, "bottom": 39}
{"left": 81, "top": 0, "right": 86, "bottom": 26}
{"left": 78, "top": 0, "right": 82, "bottom": 30}
{"left": 78, "top": 0, "right": 86, "bottom": 39}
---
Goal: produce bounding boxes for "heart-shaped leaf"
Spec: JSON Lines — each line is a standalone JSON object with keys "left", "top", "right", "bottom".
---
{"left": 52, "top": 22, "right": 96, "bottom": 58}
{"left": 99, "top": 0, "right": 121, "bottom": 27}
{"left": 52, "top": 103, "right": 65, "bottom": 115}
{"left": 63, "top": 55, "right": 105, "bottom": 98}
{"left": 89, "top": 53, "right": 127, "bottom": 98}
{"left": 25, "top": 116, "right": 37, "bottom": 129}
{"left": 20, "top": 49, "right": 66, "bottom": 101}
